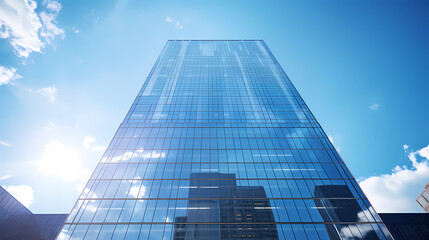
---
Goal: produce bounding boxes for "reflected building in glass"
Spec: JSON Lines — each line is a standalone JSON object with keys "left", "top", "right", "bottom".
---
{"left": 57, "top": 40, "right": 393, "bottom": 239}
{"left": 172, "top": 173, "right": 279, "bottom": 239}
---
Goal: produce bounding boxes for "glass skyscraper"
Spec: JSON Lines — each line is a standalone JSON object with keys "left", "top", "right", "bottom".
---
{"left": 57, "top": 40, "right": 393, "bottom": 240}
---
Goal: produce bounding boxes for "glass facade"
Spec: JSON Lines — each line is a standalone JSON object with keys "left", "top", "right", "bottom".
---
{"left": 379, "top": 213, "right": 429, "bottom": 240}
{"left": 35, "top": 214, "right": 69, "bottom": 240}
{"left": 57, "top": 40, "right": 393, "bottom": 239}
{"left": 0, "top": 186, "right": 67, "bottom": 239}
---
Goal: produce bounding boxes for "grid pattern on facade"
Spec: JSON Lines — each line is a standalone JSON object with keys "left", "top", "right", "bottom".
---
{"left": 0, "top": 186, "right": 66, "bottom": 239}
{"left": 35, "top": 214, "right": 69, "bottom": 240}
{"left": 379, "top": 213, "right": 429, "bottom": 240}
{"left": 57, "top": 40, "right": 393, "bottom": 240}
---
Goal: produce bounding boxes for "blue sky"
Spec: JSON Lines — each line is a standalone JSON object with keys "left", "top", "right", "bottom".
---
{"left": 0, "top": 0, "right": 428, "bottom": 214}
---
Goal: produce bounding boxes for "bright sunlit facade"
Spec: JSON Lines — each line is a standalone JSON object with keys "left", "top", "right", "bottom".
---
{"left": 57, "top": 40, "right": 393, "bottom": 240}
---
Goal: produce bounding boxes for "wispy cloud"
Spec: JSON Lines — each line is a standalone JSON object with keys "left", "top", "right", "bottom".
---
{"left": 175, "top": 21, "right": 184, "bottom": 29}
{"left": 165, "top": 16, "right": 183, "bottom": 29}
{"left": 82, "top": 136, "right": 95, "bottom": 149}
{"left": 369, "top": 103, "right": 380, "bottom": 110}
{"left": 359, "top": 144, "right": 429, "bottom": 212}
{"left": 0, "top": 175, "right": 13, "bottom": 180}
{"left": 3, "top": 185, "right": 34, "bottom": 208}
{"left": 0, "top": 140, "right": 12, "bottom": 147}
{"left": 72, "top": 26, "right": 79, "bottom": 34}
{"left": 36, "top": 86, "right": 57, "bottom": 102}
{"left": 403, "top": 145, "right": 409, "bottom": 150}
{"left": 0, "top": 0, "right": 65, "bottom": 58}
{"left": 0, "top": 66, "right": 22, "bottom": 86}
{"left": 83, "top": 136, "right": 105, "bottom": 151}
{"left": 26, "top": 86, "right": 58, "bottom": 102}
{"left": 39, "top": 0, "right": 64, "bottom": 45}
{"left": 0, "top": 0, "right": 43, "bottom": 57}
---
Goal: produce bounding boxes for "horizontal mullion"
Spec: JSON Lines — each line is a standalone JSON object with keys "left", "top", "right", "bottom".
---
{"left": 63, "top": 221, "right": 382, "bottom": 225}
{"left": 88, "top": 178, "right": 353, "bottom": 181}
{"left": 77, "top": 197, "right": 365, "bottom": 201}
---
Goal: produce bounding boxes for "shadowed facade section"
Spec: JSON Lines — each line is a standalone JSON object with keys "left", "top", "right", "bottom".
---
{"left": 0, "top": 186, "right": 67, "bottom": 240}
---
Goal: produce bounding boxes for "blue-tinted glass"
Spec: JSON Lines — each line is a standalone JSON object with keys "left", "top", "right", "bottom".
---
{"left": 97, "top": 225, "right": 115, "bottom": 239}
{"left": 0, "top": 187, "right": 67, "bottom": 239}
{"left": 111, "top": 225, "right": 127, "bottom": 239}
{"left": 58, "top": 40, "right": 393, "bottom": 239}
{"left": 84, "top": 224, "right": 101, "bottom": 239}
{"left": 124, "top": 224, "right": 141, "bottom": 240}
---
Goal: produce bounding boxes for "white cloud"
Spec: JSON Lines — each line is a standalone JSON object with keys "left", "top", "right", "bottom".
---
{"left": 128, "top": 183, "right": 146, "bottom": 199}
{"left": 328, "top": 135, "right": 341, "bottom": 152}
{"left": 128, "top": 183, "right": 140, "bottom": 198}
{"left": 76, "top": 183, "right": 85, "bottom": 193}
{"left": 36, "top": 86, "right": 57, "bottom": 102}
{"left": 39, "top": 12, "right": 64, "bottom": 45}
{"left": 0, "top": 140, "right": 12, "bottom": 147}
{"left": 43, "top": 0, "right": 61, "bottom": 12}
{"left": 403, "top": 145, "right": 409, "bottom": 150}
{"left": 369, "top": 103, "right": 380, "bottom": 110}
{"left": 83, "top": 136, "right": 95, "bottom": 149}
{"left": 0, "top": 174, "right": 13, "bottom": 180}
{"left": 39, "top": 0, "right": 64, "bottom": 44}
{"left": 82, "top": 136, "right": 105, "bottom": 151}
{"left": 72, "top": 26, "right": 79, "bottom": 34}
{"left": 359, "top": 144, "right": 429, "bottom": 212}
{"left": 3, "top": 185, "right": 34, "bottom": 208}
{"left": 175, "top": 21, "right": 183, "bottom": 29}
{"left": 92, "top": 145, "right": 106, "bottom": 152}
{"left": 165, "top": 16, "right": 183, "bottom": 29}
{"left": 36, "top": 140, "right": 91, "bottom": 182}
{"left": 0, "top": 66, "right": 22, "bottom": 85}
{"left": 26, "top": 86, "right": 57, "bottom": 102}
{"left": 419, "top": 145, "right": 429, "bottom": 159}
{"left": 0, "top": 0, "right": 43, "bottom": 57}
{"left": 0, "top": 0, "right": 64, "bottom": 58}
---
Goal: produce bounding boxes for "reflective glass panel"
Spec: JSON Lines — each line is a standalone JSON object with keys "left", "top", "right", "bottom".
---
{"left": 58, "top": 40, "right": 393, "bottom": 240}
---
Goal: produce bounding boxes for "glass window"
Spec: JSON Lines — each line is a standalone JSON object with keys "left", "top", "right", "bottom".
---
{"left": 59, "top": 41, "right": 391, "bottom": 240}
{"left": 111, "top": 225, "right": 127, "bottom": 239}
